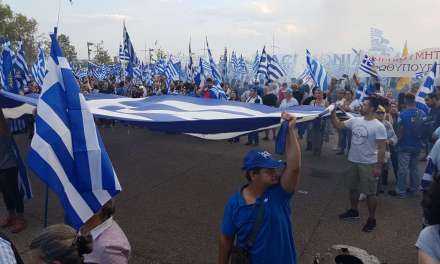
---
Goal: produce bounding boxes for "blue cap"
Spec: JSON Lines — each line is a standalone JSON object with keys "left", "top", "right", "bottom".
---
{"left": 286, "top": 88, "right": 293, "bottom": 93}
{"left": 242, "top": 149, "right": 284, "bottom": 171}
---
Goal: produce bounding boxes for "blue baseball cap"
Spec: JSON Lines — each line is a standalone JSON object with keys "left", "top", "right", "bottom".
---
{"left": 242, "top": 149, "right": 284, "bottom": 171}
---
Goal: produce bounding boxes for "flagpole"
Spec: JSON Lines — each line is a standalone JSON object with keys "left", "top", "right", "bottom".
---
{"left": 56, "top": 0, "right": 62, "bottom": 28}
{"left": 44, "top": 185, "right": 49, "bottom": 227}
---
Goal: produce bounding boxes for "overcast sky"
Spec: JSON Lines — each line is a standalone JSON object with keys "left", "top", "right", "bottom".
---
{"left": 5, "top": 0, "right": 440, "bottom": 60}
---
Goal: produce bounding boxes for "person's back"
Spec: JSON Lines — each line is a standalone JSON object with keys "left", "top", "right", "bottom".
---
{"left": 398, "top": 107, "right": 426, "bottom": 150}
{"left": 83, "top": 217, "right": 131, "bottom": 264}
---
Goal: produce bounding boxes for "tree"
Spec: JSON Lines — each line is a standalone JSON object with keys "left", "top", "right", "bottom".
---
{"left": 93, "top": 46, "right": 112, "bottom": 64}
{"left": 57, "top": 34, "right": 77, "bottom": 63}
{"left": 0, "top": 2, "right": 38, "bottom": 61}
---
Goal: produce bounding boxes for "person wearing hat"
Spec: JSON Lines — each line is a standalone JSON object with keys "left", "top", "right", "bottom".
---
{"left": 219, "top": 113, "right": 301, "bottom": 264}
{"left": 279, "top": 88, "right": 299, "bottom": 112}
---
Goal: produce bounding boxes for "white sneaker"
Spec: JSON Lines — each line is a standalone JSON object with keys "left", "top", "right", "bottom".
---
{"left": 359, "top": 193, "right": 367, "bottom": 201}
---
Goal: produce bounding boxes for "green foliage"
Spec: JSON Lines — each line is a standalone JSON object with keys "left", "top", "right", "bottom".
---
{"left": 0, "top": 2, "right": 38, "bottom": 61}
{"left": 93, "top": 46, "right": 112, "bottom": 64}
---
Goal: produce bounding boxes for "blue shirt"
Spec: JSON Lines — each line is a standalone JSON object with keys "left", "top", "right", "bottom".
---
{"left": 221, "top": 184, "right": 296, "bottom": 264}
{"left": 398, "top": 108, "right": 427, "bottom": 150}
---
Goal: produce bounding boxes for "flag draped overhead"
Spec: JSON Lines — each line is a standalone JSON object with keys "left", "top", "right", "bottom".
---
{"left": 1, "top": 90, "right": 328, "bottom": 140}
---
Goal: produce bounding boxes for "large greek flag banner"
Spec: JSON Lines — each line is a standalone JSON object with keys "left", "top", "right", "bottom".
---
{"left": 27, "top": 30, "right": 121, "bottom": 230}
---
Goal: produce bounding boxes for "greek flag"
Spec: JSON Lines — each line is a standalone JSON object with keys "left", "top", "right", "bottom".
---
{"left": 1, "top": 41, "right": 14, "bottom": 90}
{"left": 220, "top": 48, "right": 228, "bottom": 79}
{"left": 231, "top": 52, "right": 239, "bottom": 73}
{"left": 209, "top": 84, "right": 228, "bottom": 100}
{"left": 257, "top": 47, "right": 268, "bottom": 80}
{"left": 267, "top": 54, "right": 286, "bottom": 81}
{"left": 415, "top": 71, "right": 424, "bottom": 80}
{"left": 13, "top": 41, "right": 31, "bottom": 84}
{"left": 252, "top": 51, "right": 260, "bottom": 76}
{"left": 28, "top": 29, "right": 121, "bottom": 230}
{"left": 199, "top": 57, "right": 211, "bottom": 77}
{"left": 306, "top": 49, "right": 328, "bottom": 91}
{"left": 165, "top": 60, "right": 179, "bottom": 81}
{"left": 416, "top": 62, "right": 437, "bottom": 114}
{"left": 206, "top": 39, "right": 222, "bottom": 84}
{"left": 359, "top": 54, "right": 378, "bottom": 78}
{"left": 154, "top": 59, "right": 166, "bottom": 75}
{"left": 31, "top": 46, "right": 47, "bottom": 87}
{"left": 188, "top": 41, "right": 194, "bottom": 81}
{"left": 11, "top": 138, "right": 33, "bottom": 200}
{"left": 238, "top": 55, "right": 248, "bottom": 75}
{"left": 118, "top": 43, "right": 128, "bottom": 62}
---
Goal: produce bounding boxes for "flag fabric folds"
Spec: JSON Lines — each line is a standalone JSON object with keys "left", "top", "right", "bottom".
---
{"left": 2, "top": 90, "right": 327, "bottom": 140}
{"left": 27, "top": 29, "right": 121, "bottom": 230}
{"left": 257, "top": 47, "right": 268, "bottom": 80}
{"left": 416, "top": 62, "right": 437, "bottom": 114}
{"left": 306, "top": 49, "right": 328, "bottom": 91}
{"left": 267, "top": 54, "right": 286, "bottom": 81}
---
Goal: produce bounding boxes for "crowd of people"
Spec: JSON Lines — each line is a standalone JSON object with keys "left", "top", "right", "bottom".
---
{"left": 1, "top": 71, "right": 440, "bottom": 263}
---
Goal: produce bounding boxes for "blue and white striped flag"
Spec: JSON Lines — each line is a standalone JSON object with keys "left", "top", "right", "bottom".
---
{"left": 199, "top": 57, "right": 211, "bottom": 77}
{"left": 31, "top": 46, "right": 47, "bottom": 87}
{"left": 306, "top": 49, "right": 328, "bottom": 91}
{"left": 28, "top": 29, "right": 121, "bottom": 230}
{"left": 206, "top": 39, "right": 222, "bottom": 84}
{"left": 415, "top": 71, "right": 424, "bottom": 80}
{"left": 13, "top": 41, "right": 31, "bottom": 87}
{"left": 237, "top": 55, "right": 248, "bottom": 76}
{"left": 267, "top": 54, "right": 286, "bottom": 81}
{"left": 252, "top": 51, "right": 260, "bottom": 76}
{"left": 416, "top": 62, "right": 437, "bottom": 114}
{"left": 231, "top": 52, "right": 239, "bottom": 73}
{"left": 257, "top": 47, "right": 268, "bottom": 80}
{"left": 359, "top": 54, "right": 378, "bottom": 78}
{"left": 11, "top": 138, "right": 32, "bottom": 200}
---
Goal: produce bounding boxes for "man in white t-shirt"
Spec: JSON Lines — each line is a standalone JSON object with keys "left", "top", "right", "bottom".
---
{"left": 331, "top": 96, "right": 387, "bottom": 232}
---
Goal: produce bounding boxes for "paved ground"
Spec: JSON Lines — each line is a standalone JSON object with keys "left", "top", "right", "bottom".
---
{"left": 2, "top": 126, "right": 423, "bottom": 263}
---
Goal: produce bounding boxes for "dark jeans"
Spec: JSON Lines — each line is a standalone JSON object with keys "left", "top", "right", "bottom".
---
{"left": 0, "top": 167, "right": 23, "bottom": 214}
{"left": 247, "top": 131, "right": 259, "bottom": 144}
{"left": 339, "top": 127, "right": 351, "bottom": 152}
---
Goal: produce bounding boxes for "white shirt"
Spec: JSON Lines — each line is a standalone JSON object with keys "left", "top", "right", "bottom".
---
{"left": 344, "top": 117, "right": 387, "bottom": 164}
{"left": 279, "top": 97, "right": 299, "bottom": 111}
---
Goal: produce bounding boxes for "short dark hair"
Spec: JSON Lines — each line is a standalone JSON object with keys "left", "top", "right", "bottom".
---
{"left": 245, "top": 168, "right": 261, "bottom": 181}
{"left": 422, "top": 177, "right": 440, "bottom": 225}
{"left": 404, "top": 93, "right": 416, "bottom": 105}
{"left": 365, "top": 95, "right": 381, "bottom": 111}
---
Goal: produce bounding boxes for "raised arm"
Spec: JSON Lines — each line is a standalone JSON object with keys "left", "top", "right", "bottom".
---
{"left": 280, "top": 113, "right": 301, "bottom": 193}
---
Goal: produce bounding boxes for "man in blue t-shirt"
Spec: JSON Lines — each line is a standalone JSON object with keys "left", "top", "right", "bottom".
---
{"left": 391, "top": 93, "right": 427, "bottom": 198}
{"left": 219, "top": 113, "right": 301, "bottom": 264}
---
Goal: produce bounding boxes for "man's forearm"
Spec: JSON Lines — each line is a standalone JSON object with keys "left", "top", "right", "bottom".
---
{"left": 286, "top": 127, "right": 301, "bottom": 173}
{"left": 218, "top": 241, "right": 231, "bottom": 264}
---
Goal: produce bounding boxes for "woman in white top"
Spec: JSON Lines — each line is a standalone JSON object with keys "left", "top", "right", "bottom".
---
{"left": 279, "top": 88, "right": 299, "bottom": 111}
